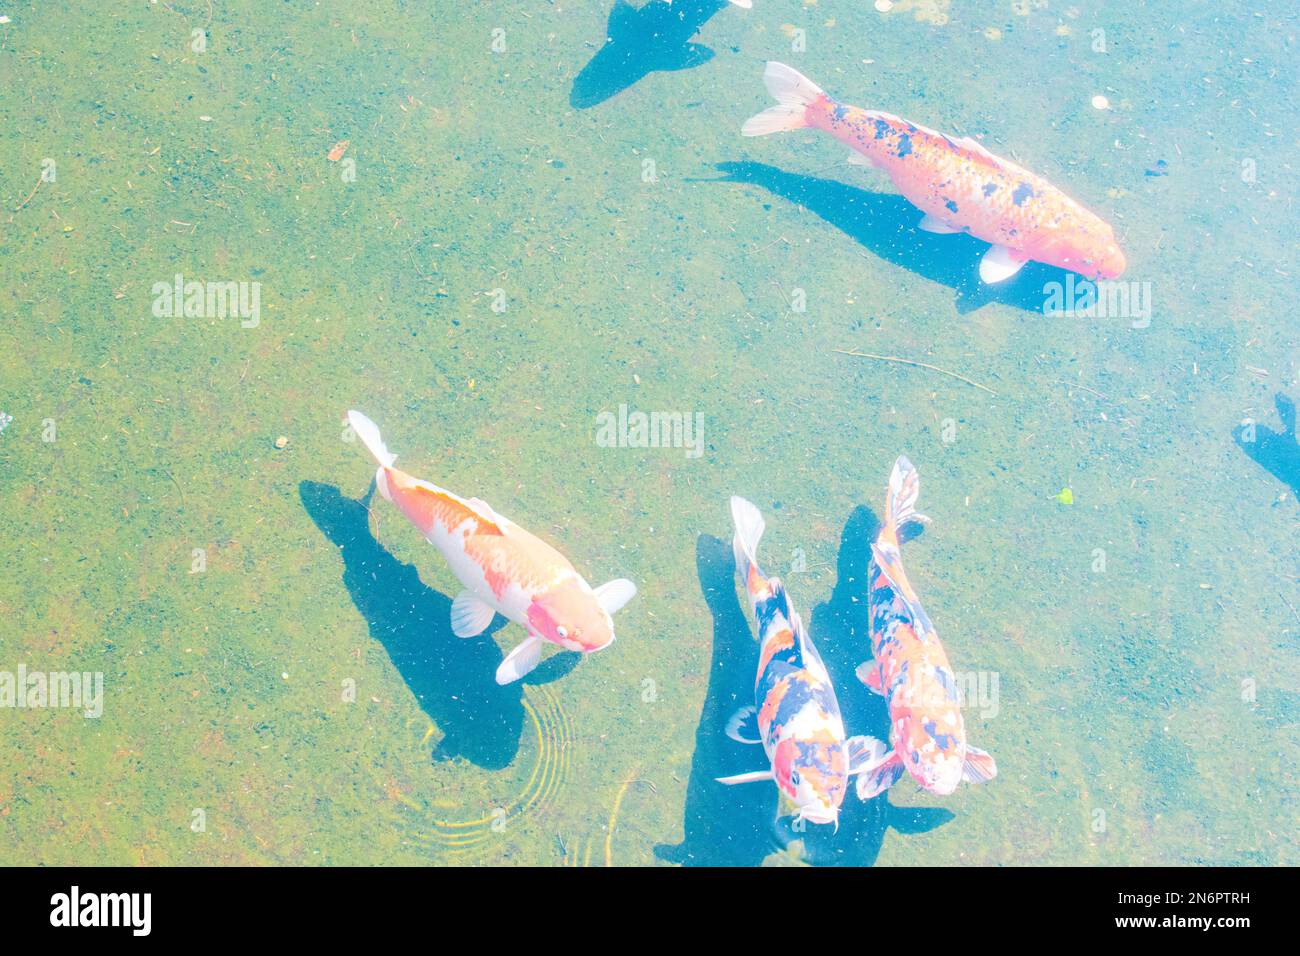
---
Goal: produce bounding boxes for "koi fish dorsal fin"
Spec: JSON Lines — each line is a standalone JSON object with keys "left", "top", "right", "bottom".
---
{"left": 467, "top": 496, "right": 511, "bottom": 527}
{"left": 946, "top": 134, "right": 1036, "bottom": 181}
{"left": 401, "top": 479, "right": 506, "bottom": 536}
{"left": 863, "top": 111, "right": 951, "bottom": 147}
{"left": 770, "top": 582, "right": 826, "bottom": 675}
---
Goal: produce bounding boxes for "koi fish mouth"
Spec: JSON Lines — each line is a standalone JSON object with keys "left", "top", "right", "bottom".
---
{"left": 796, "top": 804, "right": 840, "bottom": 828}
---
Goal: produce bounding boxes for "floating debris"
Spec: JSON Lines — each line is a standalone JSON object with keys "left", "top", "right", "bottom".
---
{"left": 1145, "top": 159, "right": 1169, "bottom": 177}
{"left": 274, "top": 436, "right": 289, "bottom": 449}
{"left": 1053, "top": 488, "right": 1074, "bottom": 505}
{"left": 327, "top": 139, "right": 350, "bottom": 162}
{"left": 1091, "top": 94, "right": 1110, "bottom": 110}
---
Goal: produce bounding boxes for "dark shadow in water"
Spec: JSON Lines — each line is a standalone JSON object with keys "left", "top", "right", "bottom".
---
{"left": 1234, "top": 392, "right": 1300, "bottom": 499}
{"left": 655, "top": 515, "right": 952, "bottom": 867}
{"left": 299, "top": 480, "right": 579, "bottom": 772}
{"left": 711, "top": 160, "right": 1076, "bottom": 315}
{"left": 571, "top": 0, "right": 728, "bottom": 109}
{"left": 654, "top": 533, "right": 779, "bottom": 866}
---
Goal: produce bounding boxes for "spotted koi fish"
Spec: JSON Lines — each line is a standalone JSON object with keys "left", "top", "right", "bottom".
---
{"left": 718, "top": 496, "right": 886, "bottom": 827}
{"left": 743, "top": 62, "right": 1126, "bottom": 284}
{"left": 347, "top": 411, "right": 636, "bottom": 685}
{"left": 855, "top": 457, "right": 996, "bottom": 798}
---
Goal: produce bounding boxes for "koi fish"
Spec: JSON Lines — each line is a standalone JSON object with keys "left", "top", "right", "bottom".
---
{"left": 742, "top": 62, "right": 1126, "bottom": 284}
{"left": 855, "top": 456, "right": 997, "bottom": 798}
{"left": 718, "top": 496, "right": 886, "bottom": 827}
{"left": 346, "top": 410, "right": 636, "bottom": 684}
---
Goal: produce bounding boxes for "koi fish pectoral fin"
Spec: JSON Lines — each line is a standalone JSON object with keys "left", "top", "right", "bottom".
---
{"left": 918, "top": 213, "right": 961, "bottom": 235}
{"left": 495, "top": 635, "right": 544, "bottom": 685}
{"left": 962, "top": 745, "right": 998, "bottom": 785}
{"left": 846, "top": 735, "right": 890, "bottom": 776}
{"left": 855, "top": 661, "right": 886, "bottom": 696}
{"left": 716, "top": 770, "right": 774, "bottom": 786}
{"left": 451, "top": 591, "right": 496, "bottom": 639}
{"left": 594, "top": 578, "right": 637, "bottom": 616}
{"left": 979, "top": 244, "right": 1029, "bottom": 284}
{"left": 724, "top": 706, "right": 762, "bottom": 745}
{"left": 855, "top": 751, "right": 905, "bottom": 801}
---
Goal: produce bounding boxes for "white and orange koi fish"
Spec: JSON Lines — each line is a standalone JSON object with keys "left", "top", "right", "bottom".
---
{"left": 720, "top": 496, "right": 886, "bottom": 827}
{"left": 347, "top": 410, "right": 636, "bottom": 685}
{"left": 856, "top": 456, "right": 996, "bottom": 798}
{"left": 743, "top": 62, "right": 1126, "bottom": 284}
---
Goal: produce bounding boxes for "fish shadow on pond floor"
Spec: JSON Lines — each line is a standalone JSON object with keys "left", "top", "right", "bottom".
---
{"left": 1233, "top": 392, "right": 1300, "bottom": 500}
{"left": 655, "top": 512, "right": 952, "bottom": 867}
{"left": 299, "top": 481, "right": 579, "bottom": 773}
{"left": 712, "top": 161, "right": 1074, "bottom": 315}
{"left": 571, "top": 0, "right": 729, "bottom": 109}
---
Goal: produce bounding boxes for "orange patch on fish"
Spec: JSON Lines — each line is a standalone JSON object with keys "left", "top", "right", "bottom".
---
{"left": 757, "top": 626, "right": 795, "bottom": 677}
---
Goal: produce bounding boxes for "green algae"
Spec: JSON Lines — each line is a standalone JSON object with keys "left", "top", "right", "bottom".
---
{"left": 0, "top": 0, "right": 1296, "bottom": 866}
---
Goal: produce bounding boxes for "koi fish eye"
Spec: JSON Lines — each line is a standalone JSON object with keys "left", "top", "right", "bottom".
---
{"left": 556, "top": 626, "right": 568, "bottom": 639}
{"left": 790, "top": 770, "right": 801, "bottom": 786}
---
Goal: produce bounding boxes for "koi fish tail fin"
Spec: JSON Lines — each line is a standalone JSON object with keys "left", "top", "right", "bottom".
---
{"left": 729, "top": 495, "right": 766, "bottom": 581}
{"left": 884, "top": 455, "right": 931, "bottom": 536}
{"left": 727, "top": 0, "right": 753, "bottom": 8}
{"left": 347, "top": 410, "right": 396, "bottom": 468}
{"left": 348, "top": 410, "right": 397, "bottom": 499}
{"left": 742, "top": 62, "right": 824, "bottom": 136}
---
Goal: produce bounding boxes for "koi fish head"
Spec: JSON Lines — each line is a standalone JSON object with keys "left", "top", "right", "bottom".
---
{"left": 1051, "top": 217, "right": 1126, "bottom": 280}
{"left": 526, "top": 579, "right": 615, "bottom": 653}
{"left": 897, "top": 714, "right": 965, "bottom": 796}
{"left": 773, "top": 735, "right": 848, "bottom": 827}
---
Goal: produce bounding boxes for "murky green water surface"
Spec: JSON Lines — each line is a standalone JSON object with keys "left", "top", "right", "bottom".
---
{"left": 1, "top": 1, "right": 1296, "bottom": 865}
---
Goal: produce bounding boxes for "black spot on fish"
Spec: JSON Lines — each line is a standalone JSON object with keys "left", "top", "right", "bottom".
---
{"left": 832, "top": 104, "right": 848, "bottom": 123}
{"left": 982, "top": 182, "right": 998, "bottom": 197}
{"left": 873, "top": 118, "right": 891, "bottom": 139}
{"left": 944, "top": 199, "right": 958, "bottom": 213}
{"left": 1012, "top": 182, "right": 1035, "bottom": 206}
{"left": 897, "top": 134, "right": 913, "bottom": 159}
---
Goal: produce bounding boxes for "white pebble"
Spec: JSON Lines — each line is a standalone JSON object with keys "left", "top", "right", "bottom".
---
{"left": 875, "top": 0, "right": 894, "bottom": 11}
{"left": 1091, "top": 94, "right": 1110, "bottom": 110}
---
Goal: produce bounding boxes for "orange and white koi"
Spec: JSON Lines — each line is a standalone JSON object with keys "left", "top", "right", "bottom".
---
{"left": 743, "top": 62, "right": 1126, "bottom": 284}
{"left": 719, "top": 497, "right": 886, "bottom": 827}
{"left": 347, "top": 411, "right": 636, "bottom": 685}
{"left": 855, "top": 457, "right": 996, "bottom": 798}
